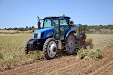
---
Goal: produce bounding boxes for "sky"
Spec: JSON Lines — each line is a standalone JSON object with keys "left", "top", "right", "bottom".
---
{"left": 0, "top": 0, "right": 113, "bottom": 28}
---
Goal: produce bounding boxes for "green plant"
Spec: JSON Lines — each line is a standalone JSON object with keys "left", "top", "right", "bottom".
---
{"left": 77, "top": 49, "right": 87, "bottom": 59}
{"left": 89, "top": 49, "right": 102, "bottom": 60}
{"left": 0, "top": 52, "right": 4, "bottom": 59}
{"left": 77, "top": 49, "right": 102, "bottom": 60}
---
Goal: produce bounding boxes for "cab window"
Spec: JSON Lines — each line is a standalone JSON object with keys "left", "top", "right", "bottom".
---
{"left": 44, "top": 19, "right": 53, "bottom": 28}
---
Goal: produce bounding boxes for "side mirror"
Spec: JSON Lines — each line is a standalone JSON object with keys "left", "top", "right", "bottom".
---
{"left": 70, "top": 21, "right": 74, "bottom": 25}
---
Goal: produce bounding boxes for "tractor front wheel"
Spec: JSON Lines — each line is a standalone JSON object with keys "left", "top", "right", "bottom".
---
{"left": 43, "top": 38, "right": 57, "bottom": 60}
{"left": 24, "top": 39, "right": 32, "bottom": 54}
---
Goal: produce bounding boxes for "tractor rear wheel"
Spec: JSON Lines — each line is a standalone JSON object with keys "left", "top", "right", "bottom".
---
{"left": 43, "top": 38, "right": 57, "bottom": 60}
{"left": 65, "top": 33, "right": 75, "bottom": 55}
{"left": 24, "top": 38, "right": 32, "bottom": 54}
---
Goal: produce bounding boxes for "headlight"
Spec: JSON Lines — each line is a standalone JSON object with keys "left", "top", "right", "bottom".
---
{"left": 38, "top": 33, "right": 41, "bottom": 39}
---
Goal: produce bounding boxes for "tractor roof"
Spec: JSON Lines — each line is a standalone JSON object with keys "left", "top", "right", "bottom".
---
{"left": 44, "top": 16, "right": 70, "bottom": 19}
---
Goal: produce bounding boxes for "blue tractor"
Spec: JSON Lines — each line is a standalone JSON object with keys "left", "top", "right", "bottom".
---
{"left": 24, "top": 15, "right": 86, "bottom": 60}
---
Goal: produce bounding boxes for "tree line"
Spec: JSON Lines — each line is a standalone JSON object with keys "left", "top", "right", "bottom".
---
{"left": 4, "top": 26, "right": 36, "bottom": 31}
{"left": 85, "top": 24, "right": 113, "bottom": 30}
{"left": 72, "top": 24, "right": 113, "bottom": 34}
{"left": 85, "top": 25, "right": 113, "bottom": 34}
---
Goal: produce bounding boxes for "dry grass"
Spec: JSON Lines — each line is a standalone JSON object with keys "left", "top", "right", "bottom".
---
{"left": 0, "top": 30, "right": 18, "bottom": 32}
{"left": 86, "top": 34, "right": 113, "bottom": 49}
{"left": 0, "top": 30, "right": 33, "bottom": 34}
{"left": 0, "top": 34, "right": 113, "bottom": 71}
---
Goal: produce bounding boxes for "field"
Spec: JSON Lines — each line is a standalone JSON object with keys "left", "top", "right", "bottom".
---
{"left": 0, "top": 33, "right": 113, "bottom": 75}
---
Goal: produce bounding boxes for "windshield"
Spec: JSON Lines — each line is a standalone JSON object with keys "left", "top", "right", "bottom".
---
{"left": 43, "top": 18, "right": 69, "bottom": 28}
{"left": 53, "top": 18, "right": 68, "bottom": 26}
{"left": 60, "top": 18, "right": 68, "bottom": 25}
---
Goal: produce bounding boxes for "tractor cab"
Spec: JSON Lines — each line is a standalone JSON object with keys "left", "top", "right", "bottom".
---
{"left": 36, "top": 16, "right": 72, "bottom": 40}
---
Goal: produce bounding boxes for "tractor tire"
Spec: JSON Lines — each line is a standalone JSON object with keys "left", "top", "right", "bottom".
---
{"left": 24, "top": 38, "right": 32, "bottom": 54}
{"left": 43, "top": 38, "right": 57, "bottom": 60}
{"left": 65, "top": 33, "right": 75, "bottom": 55}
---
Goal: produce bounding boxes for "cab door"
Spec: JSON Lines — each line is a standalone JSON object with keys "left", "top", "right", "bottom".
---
{"left": 53, "top": 18, "right": 60, "bottom": 40}
{"left": 53, "top": 18, "right": 69, "bottom": 40}
{"left": 60, "top": 18, "right": 70, "bottom": 40}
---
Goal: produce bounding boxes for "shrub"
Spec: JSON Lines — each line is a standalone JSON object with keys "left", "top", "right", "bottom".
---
{"left": 77, "top": 49, "right": 87, "bottom": 59}
{"left": 77, "top": 49, "right": 102, "bottom": 60}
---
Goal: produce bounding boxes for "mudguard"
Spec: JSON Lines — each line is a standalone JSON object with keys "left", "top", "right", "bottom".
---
{"left": 65, "top": 29, "right": 76, "bottom": 39}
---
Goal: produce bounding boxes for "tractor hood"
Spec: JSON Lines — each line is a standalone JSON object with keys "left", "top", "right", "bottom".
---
{"left": 33, "top": 28, "right": 53, "bottom": 39}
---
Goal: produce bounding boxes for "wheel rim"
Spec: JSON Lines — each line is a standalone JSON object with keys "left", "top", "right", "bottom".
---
{"left": 47, "top": 41, "right": 57, "bottom": 58}
{"left": 67, "top": 35, "right": 75, "bottom": 53}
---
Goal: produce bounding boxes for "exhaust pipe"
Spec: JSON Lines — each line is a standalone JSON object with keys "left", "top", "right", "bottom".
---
{"left": 37, "top": 16, "right": 40, "bottom": 30}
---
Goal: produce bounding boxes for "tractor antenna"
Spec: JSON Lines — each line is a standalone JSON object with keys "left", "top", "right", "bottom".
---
{"left": 37, "top": 16, "right": 40, "bottom": 30}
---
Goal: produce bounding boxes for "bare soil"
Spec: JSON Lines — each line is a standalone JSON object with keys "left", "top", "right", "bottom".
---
{"left": 0, "top": 46, "right": 113, "bottom": 75}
